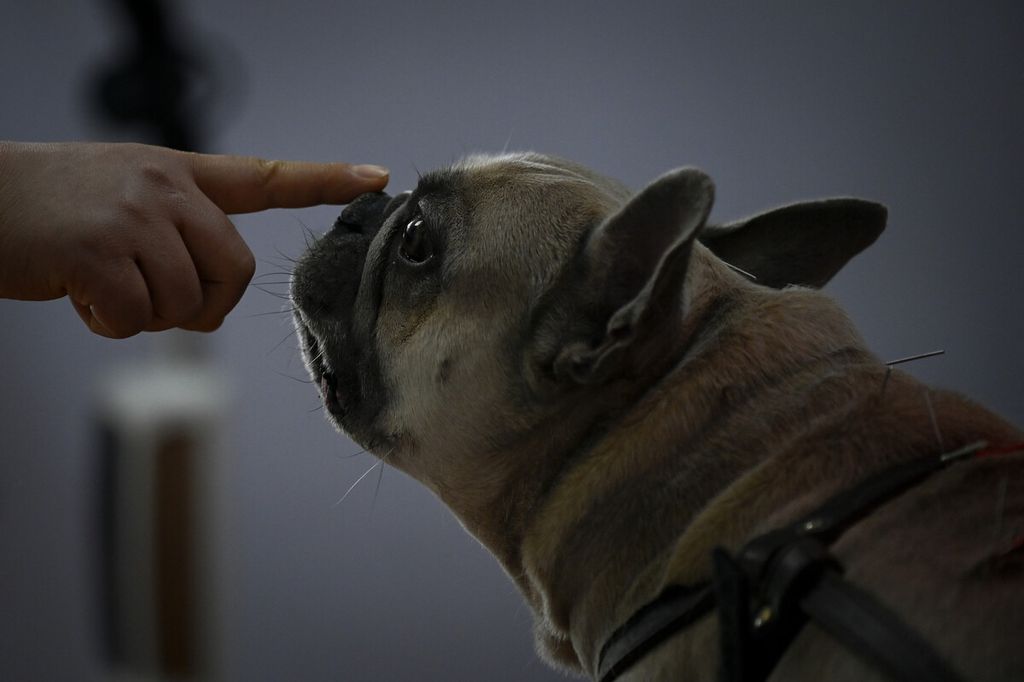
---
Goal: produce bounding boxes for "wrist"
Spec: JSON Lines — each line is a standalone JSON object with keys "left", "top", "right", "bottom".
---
{"left": 0, "top": 141, "right": 31, "bottom": 299}
{"left": 0, "top": 140, "right": 27, "bottom": 207}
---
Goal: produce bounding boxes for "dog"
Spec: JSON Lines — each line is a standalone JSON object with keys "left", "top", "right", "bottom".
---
{"left": 290, "top": 153, "right": 1023, "bottom": 681}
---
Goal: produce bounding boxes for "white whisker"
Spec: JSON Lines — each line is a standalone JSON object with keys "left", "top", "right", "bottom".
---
{"left": 886, "top": 349, "right": 945, "bottom": 366}
{"left": 370, "top": 458, "right": 386, "bottom": 516}
{"left": 334, "top": 461, "right": 383, "bottom": 507}
{"left": 723, "top": 261, "right": 757, "bottom": 280}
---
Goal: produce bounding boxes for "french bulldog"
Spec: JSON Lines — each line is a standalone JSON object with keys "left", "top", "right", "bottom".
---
{"left": 290, "top": 153, "right": 1023, "bottom": 681}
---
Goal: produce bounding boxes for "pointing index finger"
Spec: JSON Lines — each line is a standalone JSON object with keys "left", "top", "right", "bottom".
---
{"left": 184, "top": 152, "right": 389, "bottom": 214}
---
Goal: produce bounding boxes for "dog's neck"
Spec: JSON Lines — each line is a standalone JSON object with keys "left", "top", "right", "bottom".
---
{"left": 516, "top": 256, "right": 888, "bottom": 672}
{"left": 405, "top": 245, "right": 1024, "bottom": 678}
{"left": 425, "top": 250, "right": 868, "bottom": 666}
{"left": 424, "top": 249, "right": 1012, "bottom": 676}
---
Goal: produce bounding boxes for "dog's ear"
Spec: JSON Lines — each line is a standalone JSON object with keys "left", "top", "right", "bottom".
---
{"left": 700, "top": 199, "right": 887, "bottom": 288}
{"left": 546, "top": 168, "right": 714, "bottom": 385}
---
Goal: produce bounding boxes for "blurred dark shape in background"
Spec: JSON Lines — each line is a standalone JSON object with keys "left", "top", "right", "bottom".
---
{"left": 90, "top": 2, "right": 236, "bottom": 680}
{"left": 93, "top": 0, "right": 212, "bottom": 151}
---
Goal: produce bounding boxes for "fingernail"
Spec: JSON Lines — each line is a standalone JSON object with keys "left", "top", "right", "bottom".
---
{"left": 353, "top": 164, "right": 389, "bottom": 180}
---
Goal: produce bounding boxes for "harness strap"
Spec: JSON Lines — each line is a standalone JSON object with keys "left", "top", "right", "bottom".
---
{"left": 595, "top": 441, "right": 1024, "bottom": 682}
{"left": 596, "top": 583, "right": 715, "bottom": 682}
{"left": 713, "top": 532, "right": 965, "bottom": 682}
{"left": 802, "top": 571, "right": 963, "bottom": 682}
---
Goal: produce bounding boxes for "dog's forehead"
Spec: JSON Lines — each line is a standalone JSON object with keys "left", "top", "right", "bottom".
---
{"left": 413, "top": 153, "right": 628, "bottom": 291}
{"left": 426, "top": 153, "right": 626, "bottom": 242}
{"left": 415, "top": 153, "right": 626, "bottom": 213}
{"left": 457, "top": 152, "right": 628, "bottom": 203}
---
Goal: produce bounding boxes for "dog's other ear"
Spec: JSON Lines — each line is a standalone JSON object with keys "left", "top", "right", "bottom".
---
{"left": 700, "top": 199, "right": 887, "bottom": 289}
{"left": 549, "top": 168, "right": 714, "bottom": 385}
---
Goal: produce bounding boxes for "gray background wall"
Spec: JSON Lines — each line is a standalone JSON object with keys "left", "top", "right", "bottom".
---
{"left": 2, "top": 2, "right": 1022, "bottom": 680}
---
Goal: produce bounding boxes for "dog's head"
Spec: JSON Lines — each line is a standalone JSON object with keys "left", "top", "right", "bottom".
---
{"left": 290, "top": 153, "right": 885, "bottom": 496}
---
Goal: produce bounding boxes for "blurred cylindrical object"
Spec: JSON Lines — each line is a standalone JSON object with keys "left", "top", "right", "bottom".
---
{"left": 97, "top": 339, "right": 228, "bottom": 681}
{"left": 90, "top": 0, "right": 235, "bottom": 677}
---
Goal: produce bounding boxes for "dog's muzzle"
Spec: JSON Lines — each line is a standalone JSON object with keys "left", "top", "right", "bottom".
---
{"left": 290, "top": 191, "right": 397, "bottom": 417}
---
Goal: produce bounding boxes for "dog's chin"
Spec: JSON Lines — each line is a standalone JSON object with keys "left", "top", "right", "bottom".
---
{"left": 294, "top": 313, "right": 395, "bottom": 454}
{"left": 294, "top": 314, "right": 349, "bottom": 419}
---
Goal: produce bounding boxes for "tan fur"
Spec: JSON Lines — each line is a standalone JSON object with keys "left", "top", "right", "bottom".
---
{"left": 291, "top": 153, "right": 1024, "bottom": 681}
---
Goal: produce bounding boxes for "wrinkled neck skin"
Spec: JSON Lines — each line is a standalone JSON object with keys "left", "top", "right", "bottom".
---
{"left": 420, "top": 247, "right": 1019, "bottom": 678}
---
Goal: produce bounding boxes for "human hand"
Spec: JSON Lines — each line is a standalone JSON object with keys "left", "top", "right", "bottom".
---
{"left": 0, "top": 141, "right": 388, "bottom": 337}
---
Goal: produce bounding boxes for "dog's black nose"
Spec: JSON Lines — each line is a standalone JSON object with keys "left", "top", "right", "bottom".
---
{"left": 331, "top": 191, "right": 393, "bottom": 237}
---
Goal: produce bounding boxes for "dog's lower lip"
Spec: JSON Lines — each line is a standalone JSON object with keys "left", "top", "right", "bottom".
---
{"left": 320, "top": 371, "right": 344, "bottom": 416}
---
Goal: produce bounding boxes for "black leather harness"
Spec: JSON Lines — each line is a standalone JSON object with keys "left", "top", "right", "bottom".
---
{"left": 596, "top": 441, "right": 1021, "bottom": 682}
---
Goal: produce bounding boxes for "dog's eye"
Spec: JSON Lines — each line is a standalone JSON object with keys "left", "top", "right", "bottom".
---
{"left": 399, "top": 217, "right": 433, "bottom": 265}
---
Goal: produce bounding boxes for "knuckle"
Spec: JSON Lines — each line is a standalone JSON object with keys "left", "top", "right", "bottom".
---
{"left": 222, "top": 240, "right": 256, "bottom": 283}
{"left": 116, "top": 311, "right": 151, "bottom": 337}
{"left": 101, "top": 312, "right": 147, "bottom": 339}
{"left": 80, "top": 261, "right": 153, "bottom": 338}
{"left": 183, "top": 316, "right": 224, "bottom": 333}
{"left": 88, "top": 320, "right": 119, "bottom": 339}
{"left": 187, "top": 288, "right": 205, "bottom": 318}
{"left": 172, "top": 289, "right": 205, "bottom": 324}
{"left": 236, "top": 247, "right": 256, "bottom": 281}
{"left": 108, "top": 327, "right": 139, "bottom": 340}
{"left": 126, "top": 157, "right": 190, "bottom": 215}
{"left": 254, "top": 158, "right": 284, "bottom": 204}
{"left": 203, "top": 317, "right": 225, "bottom": 332}
{"left": 146, "top": 318, "right": 175, "bottom": 333}
{"left": 156, "top": 274, "right": 204, "bottom": 325}
{"left": 111, "top": 194, "right": 151, "bottom": 225}
{"left": 111, "top": 191, "right": 165, "bottom": 231}
{"left": 255, "top": 158, "right": 283, "bottom": 185}
{"left": 109, "top": 287, "right": 152, "bottom": 337}
{"left": 138, "top": 160, "right": 178, "bottom": 190}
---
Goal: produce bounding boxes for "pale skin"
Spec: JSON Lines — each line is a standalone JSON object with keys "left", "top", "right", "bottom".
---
{"left": 0, "top": 141, "right": 389, "bottom": 338}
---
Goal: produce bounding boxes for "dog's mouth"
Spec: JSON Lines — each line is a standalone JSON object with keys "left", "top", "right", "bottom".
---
{"left": 319, "top": 371, "right": 341, "bottom": 414}
{"left": 289, "top": 190, "right": 409, "bottom": 452}
{"left": 294, "top": 308, "right": 397, "bottom": 454}
{"left": 295, "top": 314, "right": 347, "bottom": 418}
{"left": 290, "top": 191, "right": 403, "bottom": 425}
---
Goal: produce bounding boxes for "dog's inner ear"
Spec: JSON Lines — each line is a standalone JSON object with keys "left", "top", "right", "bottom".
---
{"left": 547, "top": 168, "right": 714, "bottom": 385}
{"left": 699, "top": 199, "right": 887, "bottom": 289}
